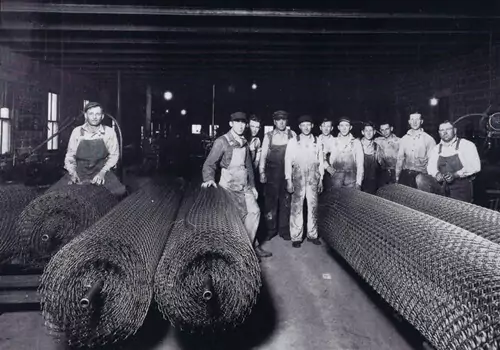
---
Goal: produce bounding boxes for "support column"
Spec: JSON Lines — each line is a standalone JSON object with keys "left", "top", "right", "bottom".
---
{"left": 145, "top": 85, "right": 152, "bottom": 138}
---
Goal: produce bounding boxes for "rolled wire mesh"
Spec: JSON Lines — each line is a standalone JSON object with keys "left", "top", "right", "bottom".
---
{"left": 319, "top": 189, "right": 500, "bottom": 350}
{"left": 377, "top": 184, "right": 500, "bottom": 245}
{"left": 0, "top": 184, "right": 39, "bottom": 263}
{"left": 38, "top": 179, "right": 184, "bottom": 348}
{"left": 154, "top": 185, "right": 262, "bottom": 333}
{"left": 16, "top": 184, "right": 118, "bottom": 267}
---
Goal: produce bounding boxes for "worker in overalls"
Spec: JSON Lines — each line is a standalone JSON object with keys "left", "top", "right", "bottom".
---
{"left": 57, "top": 101, "right": 126, "bottom": 196}
{"left": 322, "top": 117, "right": 364, "bottom": 190}
{"left": 374, "top": 121, "right": 400, "bottom": 187}
{"left": 259, "top": 110, "right": 296, "bottom": 242}
{"left": 423, "top": 121, "right": 481, "bottom": 202}
{"left": 318, "top": 117, "right": 335, "bottom": 191}
{"left": 202, "top": 112, "right": 264, "bottom": 256}
{"left": 360, "top": 122, "right": 381, "bottom": 194}
{"left": 285, "top": 115, "right": 324, "bottom": 248}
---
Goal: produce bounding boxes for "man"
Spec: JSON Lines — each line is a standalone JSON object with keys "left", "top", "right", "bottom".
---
{"left": 259, "top": 110, "right": 296, "bottom": 242}
{"left": 284, "top": 115, "right": 324, "bottom": 248}
{"left": 248, "top": 115, "right": 262, "bottom": 170}
{"left": 423, "top": 121, "right": 481, "bottom": 202}
{"left": 322, "top": 117, "right": 364, "bottom": 190}
{"left": 374, "top": 122, "right": 400, "bottom": 186}
{"left": 395, "top": 113, "right": 436, "bottom": 188}
{"left": 318, "top": 117, "right": 335, "bottom": 189}
{"left": 360, "top": 122, "right": 381, "bottom": 194}
{"left": 202, "top": 112, "right": 265, "bottom": 257}
{"left": 59, "top": 101, "right": 126, "bottom": 196}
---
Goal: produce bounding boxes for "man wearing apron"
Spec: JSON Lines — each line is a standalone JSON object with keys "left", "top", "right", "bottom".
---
{"left": 318, "top": 117, "right": 335, "bottom": 191}
{"left": 259, "top": 110, "right": 296, "bottom": 242}
{"left": 323, "top": 117, "right": 364, "bottom": 190}
{"left": 285, "top": 115, "right": 324, "bottom": 248}
{"left": 60, "top": 102, "right": 126, "bottom": 196}
{"left": 423, "top": 121, "right": 481, "bottom": 202}
{"left": 360, "top": 122, "right": 381, "bottom": 194}
{"left": 202, "top": 112, "right": 262, "bottom": 256}
{"left": 395, "top": 113, "right": 436, "bottom": 189}
{"left": 375, "top": 122, "right": 400, "bottom": 187}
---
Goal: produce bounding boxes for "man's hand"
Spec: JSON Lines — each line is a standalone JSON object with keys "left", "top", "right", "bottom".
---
{"left": 201, "top": 180, "right": 217, "bottom": 188}
{"left": 260, "top": 173, "right": 267, "bottom": 184}
{"left": 91, "top": 170, "right": 106, "bottom": 186}
{"left": 435, "top": 172, "right": 444, "bottom": 182}
{"left": 318, "top": 181, "right": 323, "bottom": 194}
{"left": 68, "top": 172, "right": 81, "bottom": 185}
{"left": 286, "top": 179, "right": 294, "bottom": 194}
{"left": 443, "top": 172, "right": 456, "bottom": 183}
{"left": 326, "top": 166, "right": 336, "bottom": 176}
{"left": 251, "top": 187, "right": 258, "bottom": 200}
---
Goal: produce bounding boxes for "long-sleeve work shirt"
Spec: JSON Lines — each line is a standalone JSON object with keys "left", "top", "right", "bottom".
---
{"left": 284, "top": 134, "right": 325, "bottom": 182}
{"left": 395, "top": 129, "right": 436, "bottom": 177}
{"left": 324, "top": 134, "right": 364, "bottom": 186}
{"left": 427, "top": 137, "right": 481, "bottom": 178}
{"left": 374, "top": 134, "right": 400, "bottom": 169}
{"left": 64, "top": 123, "right": 119, "bottom": 174}
{"left": 249, "top": 136, "right": 262, "bottom": 170}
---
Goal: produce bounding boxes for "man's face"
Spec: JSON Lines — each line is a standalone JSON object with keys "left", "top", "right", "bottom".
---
{"left": 230, "top": 120, "right": 246, "bottom": 136}
{"left": 274, "top": 118, "right": 287, "bottom": 131}
{"left": 320, "top": 121, "right": 333, "bottom": 136}
{"left": 299, "top": 122, "right": 313, "bottom": 135}
{"left": 409, "top": 114, "right": 423, "bottom": 130}
{"left": 438, "top": 122, "right": 456, "bottom": 142}
{"left": 380, "top": 124, "right": 393, "bottom": 138}
{"left": 338, "top": 121, "right": 352, "bottom": 136}
{"left": 85, "top": 106, "right": 104, "bottom": 126}
{"left": 362, "top": 126, "right": 375, "bottom": 140}
{"left": 249, "top": 120, "right": 260, "bottom": 137}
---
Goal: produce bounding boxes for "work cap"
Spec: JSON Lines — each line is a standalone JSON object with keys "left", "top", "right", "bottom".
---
{"left": 84, "top": 101, "right": 102, "bottom": 112}
{"left": 298, "top": 115, "right": 314, "bottom": 124}
{"left": 230, "top": 111, "right": 248, "bottom": 122}
{"left": 272, "top": 110, "right": 289, "bottom": 120}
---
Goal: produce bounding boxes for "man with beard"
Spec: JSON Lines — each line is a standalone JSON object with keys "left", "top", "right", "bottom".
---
{"left": 259, "top": 110, "right": 296, "bottom": 242}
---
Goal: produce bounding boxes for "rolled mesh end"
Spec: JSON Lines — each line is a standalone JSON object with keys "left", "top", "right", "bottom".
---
{"left": 40, "top": 237, "right": 150, "bottom": 348}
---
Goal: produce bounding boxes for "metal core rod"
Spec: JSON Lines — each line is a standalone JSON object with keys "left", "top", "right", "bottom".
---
{"left": 80, "top": 280, "right": 104, "bottom": 308}
{"left": 202, "top": 275, "right": 213, "bottom": 301}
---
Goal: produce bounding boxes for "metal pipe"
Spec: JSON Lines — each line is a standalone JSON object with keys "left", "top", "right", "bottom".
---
{"left": 202, "top": 275, "right": 213, "bottom": 301}
{"left": 41, "top": 234, "right": 49, "bottom": 242}
{"left": 211, "top": 84, "right": 215, "bottom": 139}
{"left": 80, "top": 280, "right": 104, "bottom": 308}
{"left": 2, "top": 3, "right": 496, "bottom": 19}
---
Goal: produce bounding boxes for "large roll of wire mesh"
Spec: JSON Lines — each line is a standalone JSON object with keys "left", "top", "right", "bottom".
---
{"left": 16, "top": 184, "right": 118, "bottom": 267}
{"left": 377, "top": 184, "right": 500, "bottom": 245}
{"left": 39, "top": 179, "right": 184, "bottom": 347}
{"left": 319, "top": 189, "right": 500, "bottom": 350}
{"left": 0, "top": 184, "right": 39, "bottom": 263}
{"left": 154, "top": 186, "right": 261, "bottom": 333}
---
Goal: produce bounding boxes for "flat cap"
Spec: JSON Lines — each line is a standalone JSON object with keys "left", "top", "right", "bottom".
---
{"left": 230, "top": 111, "right": 248, "bottom": 122}
{"left": 338, "top": 116, "right": 351, "bottom": 124}
{"left": 272, "top": 110, "right": 289, "bottom": 120}
{"left": 84, "top": 101, "right": 102, "bottom": 112}
{"left": 298, "top": 115, "right": 313, "bottom": 124}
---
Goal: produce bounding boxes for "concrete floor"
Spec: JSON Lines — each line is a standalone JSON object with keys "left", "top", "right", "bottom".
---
{"left": 0, "top": 238, "right": 422, "bottom": 350}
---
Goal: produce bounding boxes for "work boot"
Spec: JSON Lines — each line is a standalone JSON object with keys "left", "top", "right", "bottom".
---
{"left": 307, "top": 238, "right": 322, "bottom": 245}
{"left": 292, "top": 241, "right": 301, "bottom": 248}
{"left": 255, "top": 246, "right": 272, "bottom": 258}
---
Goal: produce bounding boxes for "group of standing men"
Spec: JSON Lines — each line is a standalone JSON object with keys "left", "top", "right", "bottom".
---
{"left": 201, "top": 110, "right": 481, "bottom": 260}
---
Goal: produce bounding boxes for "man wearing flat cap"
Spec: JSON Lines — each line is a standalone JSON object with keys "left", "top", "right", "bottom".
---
{"left": 322, "top": 117, "right": 364, "bottom": 190}
{"left": 284, "top": 115, "right": 324, "bottom": 248}
{"left": 259, "top": 110, "right": 296, "bottom": 244}
{"left": 55, "top": 101, "right": 126, "bottom": 196}
{"left": 202, "top": 112, "right": 263, "bottom": 256}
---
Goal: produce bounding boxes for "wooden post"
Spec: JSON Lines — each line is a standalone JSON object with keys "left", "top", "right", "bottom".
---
{"left": 145, "top": 85, "right": 152, "bottom": 138}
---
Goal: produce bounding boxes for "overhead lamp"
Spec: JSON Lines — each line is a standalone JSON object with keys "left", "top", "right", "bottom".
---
{"left": 251, "top": 83, "right": 257, "bottom": 90}
{"left": 181, "top": 109, "right": 187, "bottom": 115}
{"left": 163, "top": 91, "right": 173, "bottom": 101}
{"left": 429, "top": 97, "right": 439, "bottom": 106}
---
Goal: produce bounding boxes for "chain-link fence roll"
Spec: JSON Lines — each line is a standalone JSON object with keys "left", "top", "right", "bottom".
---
{"left": 39, "top": 179, "right": 184, "bottom": 348}
{"left": 154, "top": 186, "right": 262, "bottom": 333}
{"left": 377, "top": 184, "right": 500, "bottom": 245}
{"left": 16, "top": 184, "right": 118, "bottom": 267}
{"left": 319, "top": 189, "right": 500, "bottom": 350}
{"left": 0, "top": 184, "right": 39, "bottom": 263}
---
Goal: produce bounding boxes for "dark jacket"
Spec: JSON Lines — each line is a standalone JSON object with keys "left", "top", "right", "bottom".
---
{"left": 202, "top": 131, "right": 255, "bottom": 188}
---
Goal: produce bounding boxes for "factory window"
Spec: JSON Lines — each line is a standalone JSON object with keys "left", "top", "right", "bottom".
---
{"left": 264, "top": 125, "right": 274, "bottom": 134}
{"left": 47, "top": 92, "right": 59, "bottom": 150}
{"left": 0, "top": 107, "right": 11, "bottom": 154}
{"left": 209, "top": 125, "right": 219, "bottom": 137}
{"left": 191, "top": 124, "right": 202, "bottom": 134}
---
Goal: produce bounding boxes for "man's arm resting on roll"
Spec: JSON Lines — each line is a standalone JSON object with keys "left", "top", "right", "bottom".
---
{"left": 101, "top": 128, "right": 120, "bottom": 173}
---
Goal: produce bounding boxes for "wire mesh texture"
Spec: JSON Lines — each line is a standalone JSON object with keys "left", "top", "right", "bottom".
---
{"left": 39, "top": 179, "right": 184, "bottom": 348}
{"left": 16, "top": 184, "right": 118, "bottom": 267}
{"left": 319, "top": 189, "right": 500, "bottom": 350}
{"left": 154, "top": 185, "right": 262, "bottom": 333}
{"left": 0, "top": 184, "right": 39, "bottom": 263}
{"left": 377, "top": 184, "right": 500, "bottom": 245}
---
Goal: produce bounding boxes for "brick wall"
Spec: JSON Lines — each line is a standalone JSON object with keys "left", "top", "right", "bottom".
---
{"left": 393, "top": 45, "right": 500, "bottom": 139}
{"left": 0, "top": 45, "right": 110, "bottom": 155}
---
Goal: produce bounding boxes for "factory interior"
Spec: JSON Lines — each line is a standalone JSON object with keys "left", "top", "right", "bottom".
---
{"left": 1, "top": 1, "right": 500, "bottom": 350}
